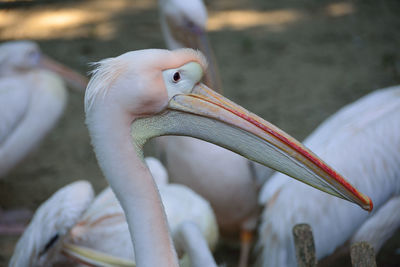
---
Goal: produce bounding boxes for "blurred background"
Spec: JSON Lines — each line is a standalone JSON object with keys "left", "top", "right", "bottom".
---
{"left": 0, "top": 0, "right": 399, "bottom": 266}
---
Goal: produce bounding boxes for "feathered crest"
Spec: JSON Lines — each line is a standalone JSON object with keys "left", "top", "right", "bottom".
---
{"left": 84, "top": 57, "right": 127, "bottom": 113}
{"left": 84, "top": 48, "right": 208, "bottom": 114}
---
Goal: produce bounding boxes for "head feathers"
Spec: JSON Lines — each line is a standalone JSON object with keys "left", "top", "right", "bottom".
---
{"left": 84, "top": 57, "right": 127, "bottom": 114}
{"left": 84, "top": 48, "right": 208, "bottom": 114}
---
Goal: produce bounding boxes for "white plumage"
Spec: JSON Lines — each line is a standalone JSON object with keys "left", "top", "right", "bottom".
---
{"left": 9, "top": 180, "right": 94, "bottom": 267}
{"left": 68, "top": 158, "right": 219, "bottom": 265}
{"left": 0, "top": 59, "right": 67, "bottom": 178}
{"left": 68, "top": 183, "right": 219, "bottom": 265}
{"left": 256, "top": 85, "right": 400, "bottom": 266}
{"left": 0, "top": 41, "right": 86, "bottom": 178}
{"left": 10, "top": 157, "right": 218, "bottom": 266}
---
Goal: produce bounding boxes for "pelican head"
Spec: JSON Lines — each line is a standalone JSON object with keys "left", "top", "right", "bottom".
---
{"left": 85, "top": 48, "right": 372, "bottom": 212}
{"left": 159, "top": 0, "right": 207, "bottom": 49}
{"left": 0, "top": 40, "right": 87, "bottom": 91}
{"left": 0, "top": 41, "right": 41, "bottom": 73}
{"left": 9, "top": 181, "right": 94, "bottom": 267}
{"left": 159, "top": 0, "right": 221, "bottom": 91}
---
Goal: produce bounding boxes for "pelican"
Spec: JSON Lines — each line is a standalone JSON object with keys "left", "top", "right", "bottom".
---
{"left": 157, "top": 1, "right": 268, "bottom": 264}
{"left": 0, "top": 40, "right": 88, "bottom": 178}
{"left": 9, "top": 180, "right": 94, "bottom": 266}
{"left": 84, "top": 48, "right": 372, "bottom": 266}
{"left": 10, "top": 157, "right": 219, "bottom": 267}
{"left": 256, "top": 85, "right": 400, "bottom": 266}
{"left": 0, "top": 40, "right": 88, "bottom": 234}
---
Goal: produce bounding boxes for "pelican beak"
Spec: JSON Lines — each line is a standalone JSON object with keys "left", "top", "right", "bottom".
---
{"left": 62, "top": 242, "right": 135, "bottom": 267}
{"left": 132, "top": 84, "right": 372, "bottom": 212}
{"left": 166, "top": 17, "right": 222, "bottom": 92}
{"left": 39, "top": 54, "right": 88, "bottom": 92}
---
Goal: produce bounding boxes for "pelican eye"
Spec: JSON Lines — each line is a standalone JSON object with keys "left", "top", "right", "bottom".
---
{"left": 26, "top": 50, "right": 41, "bottom": 65}
{"left": 173, "top": 72, "right": 181, "bottom": 82}
{"left": 187, "top": 20, "right": 195, "bottom": 29}
{"left": 39, "top": 233, "right": 60, "bottom": 257}
{"left": 27, "top": 50, "right": 36, "bottom": 58}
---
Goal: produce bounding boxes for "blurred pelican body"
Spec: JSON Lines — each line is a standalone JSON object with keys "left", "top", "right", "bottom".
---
{"left": 0, "top": 41, "right": 87, "bottom": 178}
{"left": 256, "top": 86, "right": 400, "bottom": 266}
{"left": 10, "top": 157, "right": 218, "bottom": 266}
{"left": 0, "top": 71, "right": 67, "bottom": 177}
{"left": 157, "top": 0, "right": 266, "bottom": 239}
{"left": 69, "top": 157, "right": 218, "bottom": 265}
{"left": 9, "top": 180, "right": 94, "bottom": 267}
{"left": 69, "top": 184, "right": 218, "bottom": 265}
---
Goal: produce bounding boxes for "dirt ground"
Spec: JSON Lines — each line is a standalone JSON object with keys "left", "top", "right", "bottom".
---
{"left": 0, "top": 0, "right": 399, "bottom": 266}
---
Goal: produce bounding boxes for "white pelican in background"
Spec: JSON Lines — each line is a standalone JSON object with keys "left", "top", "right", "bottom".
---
{"left": 256, "top": 85, "right": 400, "bottom": 266}
{"left": 10, "top": 157, "right": 219, "bottom": 267}
{"left": 158, "top": 1, "right": 270, "bottom": 264}
{"left": 84, "top": 48, "right": 372, "bottom": 266}
{"left": 0, "top": 41, "right": 88, "bottom": 178}
{"left": 9, "top": 180, "right": 94, "bottom": 267}
{"left": 0, "top": 41, "right": 87, "bottom": 234}
{"left": 68, "top": 157, "right": 219, "bottom": 267}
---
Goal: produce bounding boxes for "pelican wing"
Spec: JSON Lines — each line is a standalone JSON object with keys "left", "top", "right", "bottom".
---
{"left": 9, "top": 181, "right": 95, "bottom": 266}
{"left": 256, "top": 86, "right": 400, "bottom": 266}
{"left": 304, "top": 85, "right": 400, "bottom": 148}
{"left": 0, "top": 78, "right": 30, "bottom": 145}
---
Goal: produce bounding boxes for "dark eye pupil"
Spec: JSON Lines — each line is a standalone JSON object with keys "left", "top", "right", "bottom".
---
{"left": 187, "top": 21, "right": 195, "bottom": 29}
{"left": 39, "top": 233, "right": 60, "bottom": 256}
{"left": 173, "top": 72, "right": 180, "bottom": 82}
